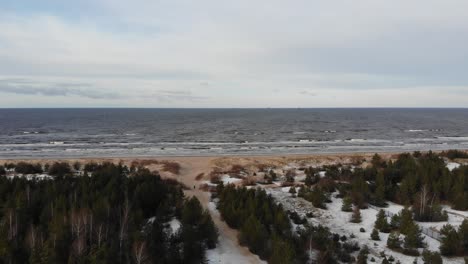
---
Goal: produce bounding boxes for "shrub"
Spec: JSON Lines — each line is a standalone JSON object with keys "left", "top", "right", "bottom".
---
{"left": 387, "top": 232, "right": 402, "bottom": 249}
{"left": 371, "top": 229, "right": 380, "bottom": 241}
{"left": 48, "top": 162, "right": 72, "bottom": 177}
{"left": 14, "top": 162, "right": 43, "bottom": 174}
{"left": 422, "top": 250, "right": 442, "bottom": 264}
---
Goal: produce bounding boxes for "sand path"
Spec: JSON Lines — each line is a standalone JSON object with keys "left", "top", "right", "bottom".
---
{"left": 173, "top": 157, "right": 264, "bottom": 264}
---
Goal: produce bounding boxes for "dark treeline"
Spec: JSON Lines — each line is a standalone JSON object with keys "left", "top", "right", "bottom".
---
{"left": 0, "top": 162, "right": 217, "bottom": 264}
{"left": 216, "top": 184, "right": 366, "bottom": 264}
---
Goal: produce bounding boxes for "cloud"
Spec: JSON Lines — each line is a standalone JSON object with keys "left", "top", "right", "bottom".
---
{"left": 0, "top": 1, "right": 468, "bottom": 107}
{"left": 0, "top": 78, "right": 121, "bottom": 99}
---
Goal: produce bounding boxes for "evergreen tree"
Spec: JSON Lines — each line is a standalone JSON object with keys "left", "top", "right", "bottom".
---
{"left": 439, "top": 224, "right": 459, "bottom": 256}
{"left": 269, "top": 236, "right": 295, "bottom": 264}
{"left": 421, "top": 250, "right": 443, "bottom": 264}
{"left": 404, "top": 224, "right": 424, "bottom": 249}
{"left": 375, "top": 210, "right": 390, "bottom": 233}
{"left": 350, "top": 207, "right": 362, "bottom": 223}
{"left": 387, "top": 232, "right": 402, "bottom": 249}
{"left": 341, "top": 196, "right": 353, "bottom": 212}
{"left": 371, "top": 228, "right": 380, "bottom": 241}
{"left": 399, "top": 207, "right": 414, "bottom": 235}
{"left": 458, "top": 219, "right": 468, "bottom": 254}
{"left": 374, "top": 171, "right": 386, "bottom": 207}
{"left": 289, "top": 186, "right": 297, "bottom": 196}
{"left": 356, "top": 246, "right": 369, "bottom": 264}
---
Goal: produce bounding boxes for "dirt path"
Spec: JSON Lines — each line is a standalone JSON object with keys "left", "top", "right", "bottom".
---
{"left": 175, "top": 157, "right": 264, "bottom": 264}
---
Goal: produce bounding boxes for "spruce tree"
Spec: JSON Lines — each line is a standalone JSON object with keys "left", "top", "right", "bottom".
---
{"left": 458, "top": 219, "right": 468, "bottom": 254}
{"left": 375, "top": 171, "right": 386, "bottom": 207}
{"left": 371, "top": 228, "right": 380, "bottom": 241}
{"left": 341, "top": 196, "right": 353, "bottom": 212}
{"left": 387, "top": 232, "right": 401, "bottom": 249}
{"left": 404, "top": 224, "right": 424, "bottom": 249}
{"left": 375, "top": 210, "right": 390, "bottom": 233}
{"left": 439, "top": 224, "right": 459, "bottom": 256}
{"left": 399, "top": 207, "right": 414, "bottom": 235}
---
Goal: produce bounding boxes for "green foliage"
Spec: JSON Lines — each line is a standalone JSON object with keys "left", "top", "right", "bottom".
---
{"left": 217, "top": 185, "right": 297, "bottom": 261}
{"left": 404, "top": 224, "right": 424, "bottom": 249}
{"left": 14, "top": 162, "right": 43, "bottom": 174}
{"left": 439, "top": 221, "right": 468, "bottom": 256}
{"left": 375, "top": 210, "right": 391, "bottom": 233}
{"left": 341, "top": 196, "right": 353, "bottom": 212}
{"left": 387, "top": 232, "right": 402, "bottom": 249}
{"left": 0, "top": 162, "right": 217, "bottom": 264}
{"left": 371, "top": 229, "right": 380, "bottom": 241}
{"left": 442, "top": 150, "right": 468, "bottom": 160}
{"left": 48, "top": 162, "right": 72, "bottom": 177}
{"left": 374, "top": 171, "right": 386, "bottom": 207}
{"left": 421, "top": 250, "right": 443, "bottom": 264}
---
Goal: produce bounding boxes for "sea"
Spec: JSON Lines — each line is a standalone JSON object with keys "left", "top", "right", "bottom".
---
{"left": 0, "top": 108, "right": 467, "bottom": 159}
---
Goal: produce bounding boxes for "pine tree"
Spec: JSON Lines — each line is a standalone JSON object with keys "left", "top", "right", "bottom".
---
{"left": 404, "top": 224, "right": 424, "bottom": 249}
{"left": 341, "top": 196, "right": 353, "bottom": 212}
{"left": 458, "top": 219, "right": 468, "bottom": 254}
{"left": 269, "top": 236, "right": 295, "bottom": 264}
{"left": 371, "top": 229, "right": 380, "bottom": 241}
{"left": 289, "top": 186, "right": 297, "bottom": 196}
{"left": 439, "top": 224, "right": 459, "bottom": 256}
{"left": 387, "top": 232, "right": 401, "bottom": 249}
{"left": 375, "top": 210, "right": 390, "bottom": 233}
{"left": 350, "top": 207, "right": 362, "bottom": 223}
{"left": 356, "top": 246, "right": 369, "bottom": 264}
{"left": 399, "top": 207, "right": 414, "bottom": 235}
{"left": 390, "top": 214, "right": 401, "bottom": 230}
{"left": 375, "top": 171, "right": 386, "bottom": 207}
{"left": 422, "top": 250, "right": 443, "bottom": 264}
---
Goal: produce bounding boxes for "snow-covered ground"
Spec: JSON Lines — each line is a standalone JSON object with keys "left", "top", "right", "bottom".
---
{"left": 267, "top": 188, "right": 466, "bottom": 264}
{"left": 221, "top": 174, "right": 242, "bottom": 184}
{"left": 446, "top": 162, "right": 460, "bottom": 171}
{"left": 206, "top": 201, "right": 266, "bottom": 264}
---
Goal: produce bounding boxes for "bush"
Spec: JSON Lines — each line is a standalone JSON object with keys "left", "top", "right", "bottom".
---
{"left": 371, "top": 229, "right": 380, "bottom": 241}
{"left": 14, "top": 162, "right": 43, "bottom": 174}
{"left": 422, "top": 250, "right": 442, "bottom": 264}
{"left": 360, "top": 227, "right": 366, "bottom": 233}
{"left": 0, "top": 165, "right": 5, "bottom": 176}
{"left": 48, "top": 162, "right": 72, "bottom": 177}
{"left": 443, "top": 150, "right": 468, "bottom": 160}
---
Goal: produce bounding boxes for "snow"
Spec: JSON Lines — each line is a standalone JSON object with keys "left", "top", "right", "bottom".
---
{"left": 206, "top": 201, "right": 266, "bottom": 264}
{"left": 168, "top": 218, "right": 181, "bottom": 234}
{"left": 221, "top": 174, "right": 242, "bottom": 184}
{"left": 446, "top": 162, "right": 460, "bottom": 171}
{"left": 266, "top": 189, "right": 465, "bottom": 264}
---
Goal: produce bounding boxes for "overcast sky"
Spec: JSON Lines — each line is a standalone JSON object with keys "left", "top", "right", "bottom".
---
{"left": 1, "top": 0, "right": 468, "bottom": 108}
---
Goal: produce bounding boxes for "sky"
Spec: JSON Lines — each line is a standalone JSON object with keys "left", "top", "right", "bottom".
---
{"left": 1, "top": 0, "right": 468, "bottom": 108}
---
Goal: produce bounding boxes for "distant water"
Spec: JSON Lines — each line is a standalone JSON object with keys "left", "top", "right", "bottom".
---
{"left": 0, "top": 108, "right": 467, "bottom": 158}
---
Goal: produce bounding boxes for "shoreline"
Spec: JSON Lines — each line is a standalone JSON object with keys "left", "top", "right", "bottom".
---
{"left": 0, "top": 149, "right": 464, "bottom": 162}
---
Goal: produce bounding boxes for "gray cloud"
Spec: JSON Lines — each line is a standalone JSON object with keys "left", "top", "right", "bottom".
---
{"left": 0, "top": 79, "right": 122, "bottom": 99}
{"left": 149, "top": 90, "right": 208, "bottom": 102}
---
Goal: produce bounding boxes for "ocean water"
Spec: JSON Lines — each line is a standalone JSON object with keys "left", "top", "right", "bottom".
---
{"left": 0, "top": 108, "right": 467, "bottom": 158}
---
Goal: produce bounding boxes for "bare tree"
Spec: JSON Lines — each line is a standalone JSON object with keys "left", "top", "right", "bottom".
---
{"left": 133, "top": 241, "right": 149, "bottom": 264}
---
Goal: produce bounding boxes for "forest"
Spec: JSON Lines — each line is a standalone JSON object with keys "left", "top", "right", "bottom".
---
{"left": 0, "top": 162, "right": 217, "bottom": 264}
{"left": 216, "top": 184, "right": 374, "bottom": 264}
